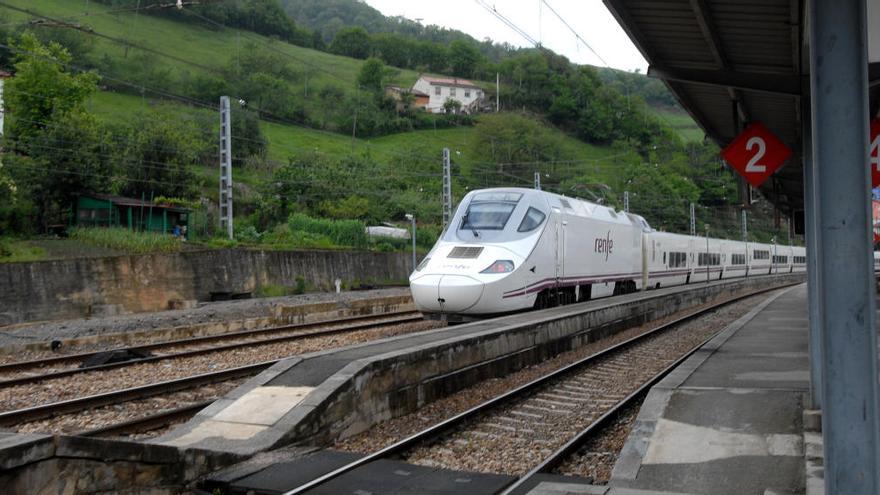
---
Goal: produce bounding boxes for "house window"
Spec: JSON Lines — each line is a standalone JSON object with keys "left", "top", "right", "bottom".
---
{"left": 450, "top": 87, "right": 456, "bottom": 97}
{"left": 434, "top": 86, "right": 441, "bottom": 96}
{"left": 465, "top": 90, "right": 471, "bottom": 98}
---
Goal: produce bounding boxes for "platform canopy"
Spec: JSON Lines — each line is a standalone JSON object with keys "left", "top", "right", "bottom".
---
{"left": 603, "top": 0, "right": 880, "bottom": 214}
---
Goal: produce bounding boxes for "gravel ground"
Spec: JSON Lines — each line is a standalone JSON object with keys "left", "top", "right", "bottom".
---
{"left": 15, "top": 378, "right": 247, "bottom": 436}
{"left": 0, "top": 319, "right": 441, "bottom": 413}
{"left": 334, "top": 289, "right": 778, "bottom": 475}
{"left": 0, "top": 288, "right": 411, "bottom": 349}
{"left": 554, "top": 396, "right": 644, "bottom": 483}
{"left": 0, "top": 313, "right": 422, "bottom": 383}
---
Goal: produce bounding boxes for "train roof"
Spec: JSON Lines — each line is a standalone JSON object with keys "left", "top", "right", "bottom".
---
{"left": 466, "top": 187, "right": 653, "bottom": 231}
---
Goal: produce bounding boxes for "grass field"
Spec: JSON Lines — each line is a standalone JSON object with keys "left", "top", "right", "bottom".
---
{"left": 650, "top": 106, "right": 704, "bottom": 143}
{"left": 1, "top": 0, "right": 422, "bottom": 93}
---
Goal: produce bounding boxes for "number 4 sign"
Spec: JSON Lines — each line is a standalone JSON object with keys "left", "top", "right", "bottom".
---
{"left": 871, "top": 118, "right": 880, "bottom": 188}
{"left": 721, "top": 122, "right": 793, "bottom": 188}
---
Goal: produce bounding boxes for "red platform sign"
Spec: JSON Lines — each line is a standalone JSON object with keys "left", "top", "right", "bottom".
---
{"left": 721, "top": 122, "right": 793, "bottom": 188}
{"left": 871, "top": 118, "right": 880, "bottom": 188}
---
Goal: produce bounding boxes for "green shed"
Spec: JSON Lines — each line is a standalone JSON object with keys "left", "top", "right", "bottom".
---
{"left": 73, "top": 194, "right": 191, "bottom": 238}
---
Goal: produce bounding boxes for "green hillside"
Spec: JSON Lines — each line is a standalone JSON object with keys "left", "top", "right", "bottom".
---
{"left": 86, "top": 91, "right": 623, "bottom": 197}
{"left": 0, "top": 0, "right": 420, "bottom": 90}
{"left": 0, "top": 0, "right": 793, "bottom": 259}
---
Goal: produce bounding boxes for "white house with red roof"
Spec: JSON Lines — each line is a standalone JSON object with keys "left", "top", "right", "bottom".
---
{"left": 412, "top": 75, "right": 484, "bottom": 114}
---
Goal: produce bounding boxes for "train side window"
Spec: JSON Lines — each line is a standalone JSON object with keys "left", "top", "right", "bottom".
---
{"left": 663, "top": 252, "right": 667, "bottom": 265}
{"left": 517, "top": 207, "right": 546, "bottom": 232}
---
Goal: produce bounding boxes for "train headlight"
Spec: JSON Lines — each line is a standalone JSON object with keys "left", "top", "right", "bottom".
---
{"left": 480, "top": 260, "right": 515, "bottom": 274}
{"left": 416, "top": 257, "right": 430, "bottom": 271}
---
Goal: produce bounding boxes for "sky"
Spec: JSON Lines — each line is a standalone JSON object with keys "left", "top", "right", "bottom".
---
{"left": 362, "top": 0, "right": 648, "bottom": 72}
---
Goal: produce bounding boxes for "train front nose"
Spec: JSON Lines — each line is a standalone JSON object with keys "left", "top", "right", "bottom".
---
{"left": 410, "top": 274, "right": 484, "bottom": 313}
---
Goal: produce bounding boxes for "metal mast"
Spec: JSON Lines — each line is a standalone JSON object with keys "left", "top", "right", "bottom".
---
{"left": 219, "top": 96, "right": 234, "bottom": 240}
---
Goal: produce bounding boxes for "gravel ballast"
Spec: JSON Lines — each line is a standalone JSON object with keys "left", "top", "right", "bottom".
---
{"left": 334, "top": 290, "right": 780, "bottom": 476}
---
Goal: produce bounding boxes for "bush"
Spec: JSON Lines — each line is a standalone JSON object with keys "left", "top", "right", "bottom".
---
{"left": 294, "top": 275, "right": 307, "bottom": 294}
{"left": 69, "top": 227, "right": 182, "bottom": 254}
{"left": 288, "top": 213, "right": 368, "bottom": 249}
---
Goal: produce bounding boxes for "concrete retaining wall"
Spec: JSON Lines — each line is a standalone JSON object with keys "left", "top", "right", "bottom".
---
{"left": 0, "top": 249, "right": 410, "bottom": 325}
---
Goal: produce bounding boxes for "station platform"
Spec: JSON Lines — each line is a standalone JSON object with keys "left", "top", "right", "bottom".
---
{"left": 596, "top": 284, "right": 813, "bottom": 495}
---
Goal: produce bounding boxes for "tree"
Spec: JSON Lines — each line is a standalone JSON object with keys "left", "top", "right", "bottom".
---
{"left": 370, "top": 32, "right": 413, "bottom": 68}
{"left": 448, "top": 40, "right": 480, "bottom": 78}
{"left": 356, "top": 57, "right": 387, "bottom": 92}
{"left": 5, "top": 32, "right": 99, "bottom": 142}
{"left": 442, "top": 98, "right": 462, "bottom": 114}
{"left": 2, "top": 33, "right": 105, "bottom": 229}
{"left": 317, "top": 84, "right": 345, "bottom": 129}
{"left": 10, "top": 110, "right": 112, "bottom": 229}
{"left": 232, "top": 107, "right": 268, "bottom": 167}
{"left": 416, "top": 41, "right": 448, "bottom": 73}
{"left": 114, "top": 113, "right": 201, "bottom": 199}
{"left": 329, "top": 26, "right": 370, "bottom": 59}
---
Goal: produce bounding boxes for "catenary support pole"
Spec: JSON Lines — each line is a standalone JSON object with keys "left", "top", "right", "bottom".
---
{"left": 219, "top": 96, "right": 234, "bottom": 240}
{"left": 803, "top": 105, "right": 822, "bottom": 410}
{"left": 809, "top": 0, "right": 879, "bottom": 492}
{"left": 624, "top": 191, "right": 629, "bottom": 212}
{"left": 690, "top": 203, "right": 696, "bottom": 236}
{"left": 534, "top": 171, "right": 541, "bottom": 190}
{"left": 442, "top": 148, "right": 452, "bottom": 229}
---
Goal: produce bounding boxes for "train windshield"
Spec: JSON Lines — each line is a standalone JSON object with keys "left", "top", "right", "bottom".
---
{"left": 460, "top": 192, "right": 522, "bottom": 231}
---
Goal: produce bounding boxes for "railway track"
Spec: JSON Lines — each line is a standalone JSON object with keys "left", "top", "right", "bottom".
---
{"left": 0, "top": 311, "right": 432, "bottom": 435}
{"left": 0, "top": 360, "right": 273, "bottom": 427}
{"left": 79, "top": 401, "right": 213, "bottom": 438}
{"left": 0, "top": 311, "right": 422, "bottom": 387}
{"left": 281, "top": 285, "right": 787, "bottom": 495}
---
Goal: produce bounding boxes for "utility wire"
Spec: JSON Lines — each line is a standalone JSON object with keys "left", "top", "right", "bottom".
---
{"left": 540, "top": 0, "right": 610, "bottom": 67}
{"left": 473, "top": 0, "right": 540, "bottom": 47}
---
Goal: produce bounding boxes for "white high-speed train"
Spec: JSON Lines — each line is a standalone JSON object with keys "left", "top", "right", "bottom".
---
{"left": 409, "top": 187, "right": 811, "bottom": 318}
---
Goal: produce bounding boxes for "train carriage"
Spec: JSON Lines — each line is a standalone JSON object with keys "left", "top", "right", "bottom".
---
{"left": 410, "top": 187, "right": 811, "bottom": 318}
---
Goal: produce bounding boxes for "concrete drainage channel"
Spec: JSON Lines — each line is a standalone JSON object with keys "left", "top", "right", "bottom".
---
{"left": 0, "top": 275, "right": 804, "bottom": 494}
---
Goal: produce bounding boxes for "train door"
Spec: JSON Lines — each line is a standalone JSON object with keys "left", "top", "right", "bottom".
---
{"left": 553, "top": 207, "right": 563, "bottom": 293}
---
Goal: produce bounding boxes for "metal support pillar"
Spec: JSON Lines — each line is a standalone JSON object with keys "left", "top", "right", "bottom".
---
{"left": 741, "top": 209, "right": 747, "bottom": 242}
{"left": 442, "top": 148, "right": 452, "bottom": 229}
{"left": 534, "top": 172, "right": 541, "bottom": 191}
{"left": 219, "top": 96, "right": 234, "bottom": 240}
{"left": 810, "top": 0, "right": 879, "bottom": 491}
{"left": 803, "top": 106, "right": 822, "bottom": 410}
{"left": 624, "top": 191, "right": 629, "bottom": 212}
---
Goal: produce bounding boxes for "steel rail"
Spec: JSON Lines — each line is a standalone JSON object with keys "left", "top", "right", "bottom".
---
{"left": 78, "top": 400, "right": 213, "bottom": 438}
{"left": 0, "top": 360, "right": 275, "bottom": 427}
{"left": 280, "top": 283, "right": 796, "bottom": 495}
{"left": 0, "top": 311, "right": 422, "bottom": 387}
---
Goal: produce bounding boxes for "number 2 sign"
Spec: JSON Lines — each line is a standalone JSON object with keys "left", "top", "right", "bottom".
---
{"left": 870, "top": 118, "right": 880, "bottom": 188}
{"left": 721, "top": 122, "right": 793, "bottom": 188}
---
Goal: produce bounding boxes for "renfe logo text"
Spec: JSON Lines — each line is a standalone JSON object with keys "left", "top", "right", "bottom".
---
{"left": 594, "top": 231, "right": 613, "bottom": 261}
